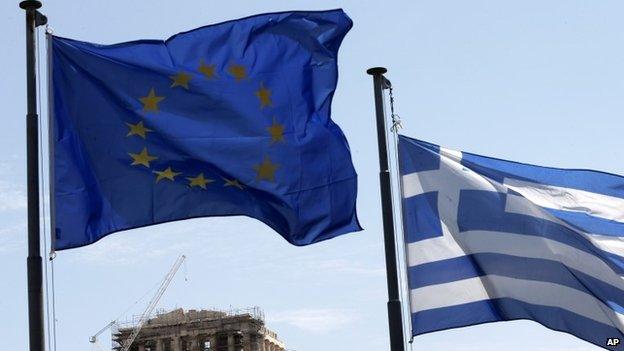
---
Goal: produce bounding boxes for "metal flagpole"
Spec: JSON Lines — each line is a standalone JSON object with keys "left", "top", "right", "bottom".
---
{"left": 367, "top": 67, "right": 405, "bottom": 351}
{"left": 19, "top": 1, "right": 48, "bottom": 350}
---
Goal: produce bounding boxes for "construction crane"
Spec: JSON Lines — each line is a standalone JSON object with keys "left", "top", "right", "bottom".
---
{"left": 89, "top": 320, "right": 116, "bottom": 351}
{"left": 89, "top": 254, "right": 187, "bottom": 351}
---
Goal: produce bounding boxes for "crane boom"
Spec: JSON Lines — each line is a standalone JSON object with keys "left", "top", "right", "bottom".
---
{"left": 119, "top": 254, "right": 186, "bottom": 351}
{"left": 89, "top": 320, "right": 115, "bottom": 343}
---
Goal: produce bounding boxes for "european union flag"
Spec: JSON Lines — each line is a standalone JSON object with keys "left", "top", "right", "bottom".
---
{"left": 50, "top": 9, "right": 361, "bottom": 251}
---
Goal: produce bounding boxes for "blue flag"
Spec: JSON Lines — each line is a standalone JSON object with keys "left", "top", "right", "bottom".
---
{"left": 50, "top": 10, "right": 361, "bottom": 251}
{"left": 399, "top": 135, "right": 624, "bottom": 349}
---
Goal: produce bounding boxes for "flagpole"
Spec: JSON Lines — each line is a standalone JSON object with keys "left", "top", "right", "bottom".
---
{"left": 367, "top": 67, "right": 405, "bottom": 351}
{"left": 19, "top": 1, "right": 47, "bottom": 351}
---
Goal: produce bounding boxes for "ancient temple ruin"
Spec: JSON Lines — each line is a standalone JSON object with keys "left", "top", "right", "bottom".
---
{"left": 112, "top": 307, "right": 285, "bottom": 351}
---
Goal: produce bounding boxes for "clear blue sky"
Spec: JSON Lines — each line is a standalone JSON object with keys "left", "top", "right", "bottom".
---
{"left": 2, "top": 1, "right": 623, "bottom": 350}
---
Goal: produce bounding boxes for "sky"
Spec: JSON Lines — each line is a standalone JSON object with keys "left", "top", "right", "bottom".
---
{"left": 2, "top": 1, "right": 624, "bottom": 350}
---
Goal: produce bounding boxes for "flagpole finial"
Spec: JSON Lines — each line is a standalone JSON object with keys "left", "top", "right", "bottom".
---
{"left": 19, "top": 1, "right": 47, "bottom": 28}
{"left": 19, "top": 0, "right": 42, "bottom": 10}
{"left": 367, "top": 67, "right": 387, "bottom": 75}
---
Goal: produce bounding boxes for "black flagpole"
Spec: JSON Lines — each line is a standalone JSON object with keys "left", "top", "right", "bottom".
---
{"left": 367, "top": 67, "right": 406, "bottom": 351}
{"left": 19, "top": 1, "right": 47, "bottom": 351}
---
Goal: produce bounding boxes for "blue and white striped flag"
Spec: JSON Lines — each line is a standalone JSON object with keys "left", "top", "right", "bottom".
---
{"left": 399, "top": 135, "right": 624, "bottom": 349}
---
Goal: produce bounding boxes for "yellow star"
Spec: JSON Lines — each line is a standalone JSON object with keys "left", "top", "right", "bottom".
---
{"left": 198, "top": 61, "right": 216, "bottom": 79}
{"left": 170, "top": 72, "right": 192, "bottom": 89}
{"left": 255, "top": 82, "right": 272, "bottom": 109}
{"left": 126, "top": 121, "right": 152, "bottom": 139}
{"left": 139, "top": 88, "right": 165, "bottom": 112}
{"left": 253, "top": 156, "right": 280, "bottom": 182}
{"left": 153, "top": 166, "right": 181, "bottom": 183}
{"left": 187, "top": 173, "right": 214, "bottom": 189}
{"left": 267, "top": 118, "right": 285, "bottom": 144}
{"left": 223, "top": 178, "right": 244, "bottom": 189}
{"left": 129, "top": 147, "right": 158, "bottom": 168}
{"left": 228, "top": 64, "right": 247, "bottom": 81}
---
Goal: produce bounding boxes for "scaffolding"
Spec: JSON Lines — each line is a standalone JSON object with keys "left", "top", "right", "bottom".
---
{"left": 114, "top": 306, "right": 265, "bottom": 330}
{"left": 111, "top": 306, "right": 283, "bottom": 351}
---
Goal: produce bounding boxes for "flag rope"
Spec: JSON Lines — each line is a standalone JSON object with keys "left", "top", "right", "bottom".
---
{"left": 386, "top": 83, "right": 415, "bottom": 346}
{"left": 46, "top": 24, "right": 59, "bottom": 351}
{"left": 36, "top": 23, "right": 58, "bottom": 351}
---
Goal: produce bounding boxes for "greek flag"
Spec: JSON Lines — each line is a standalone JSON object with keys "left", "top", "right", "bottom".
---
{"left": 399, "top": 135, "right": 624, "bottom": 349}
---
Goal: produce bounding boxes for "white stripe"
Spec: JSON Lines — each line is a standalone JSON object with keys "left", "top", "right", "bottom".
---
{"left": 411, "top": 276, "right": 489, "bottom": 312}
{"left": 505, "top": 193, "right": 624, "bottom": 257}
{"left": 410, "top": 275, "right": 624, "bottom": 329}
{"left": 504, "top": 178, "right": 624, "bottom": 223}
{"left": 402, "top": 146, "right": 500, "bottom": 199}
{"left": 439, "top": 146, "right": 462, "bottom": 161}
{"left": 402, "top": 172, "right": 425, "bottom": 199}
{"left": 504, "top": 192, "right": 553, "bottom": 222}
{"left": 408, "top": 230, "right": 624, "bottom": 292}
{"left": 586, "top": 233, "right": 624, "bottom": 257}
{"left": 407, "top": 228, "right": 465, "bottom": 266}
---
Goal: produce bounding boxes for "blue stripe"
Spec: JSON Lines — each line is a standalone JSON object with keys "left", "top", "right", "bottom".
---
{"left": 412, "top": 299, "right": 500, "bottom": 335}
{"left": 460, "top": 146, "right": 624, "bottom": 200}
{"left": 458, "top": 190, "right": 624, "bottom": 275}
{"left": 399, "top": 134, "right": 624, "bottom": 201}
{"left": 409, "top": 255, "right": 480, "bottom": 288}
{"left": 463, "top": 154, "right": 624, "bottom": 199}
{"left": 402, "top": 192, "right": 442, "bottom": 242}
{"left": 546, "top": 208, "right": 624, "bottom": 236}
{"left": 408, "top": 253, "right": 624, "bottom": 312}
{"left": 412, "top": 298, "right": 624, "bottom": 350}
{"left": 606, "top": 252, "right": 624, "bottom": 273}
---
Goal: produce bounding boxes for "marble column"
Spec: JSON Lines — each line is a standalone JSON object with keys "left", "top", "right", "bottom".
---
{"left": 172, "top": 336, "right": 181, "bottom": 351}
{"left": 243, "top": 333, "right": 252, "bottom": 351}
{"left": 155, "top": 339, "right": 164, "bottom": 351}
{"left": 227, "top": 334, "right": 235, "bottom": 351}
{"left": 190, "top": 337, "right": 202, "bottom": 351}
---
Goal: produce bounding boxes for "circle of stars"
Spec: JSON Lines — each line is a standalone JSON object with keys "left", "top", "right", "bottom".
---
{"left": 125, "top": 60, "right": 286, "bottom": 191}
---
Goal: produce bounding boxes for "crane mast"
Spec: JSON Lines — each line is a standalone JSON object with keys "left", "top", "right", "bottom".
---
{"left": 118, "top": 254, "right": 186, "bottom": 351}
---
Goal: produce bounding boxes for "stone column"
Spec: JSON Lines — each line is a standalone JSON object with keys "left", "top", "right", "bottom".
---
{"left": 227, "top": 334, "right": 235, "bottom": 351}
{"left": 172, "top": 336, "right": 181, "bottom": 351}
{"left": 155, "top": 338, "right": 164, "bottom": 351}
{"left": 243, "top": 333, "right": 252, "bottom": 351}
{"left": 191, "top": 337, "right": 202, "bottom": 351}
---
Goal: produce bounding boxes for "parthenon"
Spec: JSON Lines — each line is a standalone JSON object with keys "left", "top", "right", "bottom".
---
{"left": 113, "top": 307, "right": 285, "bottom": 351}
